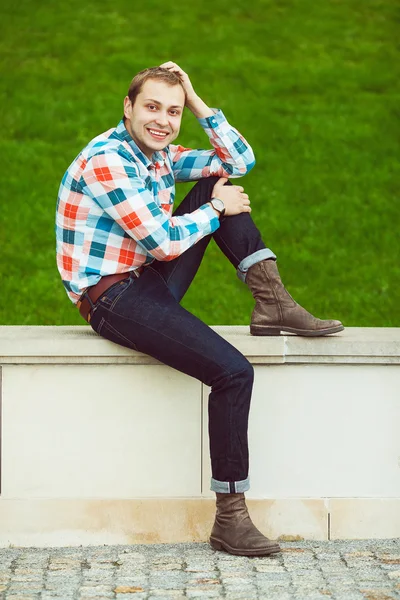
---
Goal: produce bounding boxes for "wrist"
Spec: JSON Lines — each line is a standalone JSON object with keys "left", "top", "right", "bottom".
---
{"left": 187, "top": 95, "right": 214, "bottom": 119}
{"left": 208, "top": 201, "right": 221, "bottom": 218}
{"left": 209, "top": 197, "right": 226, "bottom": 219}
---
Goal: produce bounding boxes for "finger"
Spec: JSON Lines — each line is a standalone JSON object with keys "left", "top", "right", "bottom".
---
{"left": 164, "top": 63, "right": 182, "bottom": 72}
{"left": 161, "top": 64, "right": 180, "bottom": 73}
{"left": 166, "top": 66, "right": 185, "bottom": 79}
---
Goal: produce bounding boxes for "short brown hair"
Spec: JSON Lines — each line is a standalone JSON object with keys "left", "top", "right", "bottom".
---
{"left": 127, "top": 66, "right": 187, "bottom": 107}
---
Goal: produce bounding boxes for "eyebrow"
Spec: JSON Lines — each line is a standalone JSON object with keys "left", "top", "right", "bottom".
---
{"left": 144, "top": 98, "right": 183, "bottom": 109}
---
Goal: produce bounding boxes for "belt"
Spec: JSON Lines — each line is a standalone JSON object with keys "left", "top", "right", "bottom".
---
{"left": 77, "top": 269, "right": 142, "bottom": 323}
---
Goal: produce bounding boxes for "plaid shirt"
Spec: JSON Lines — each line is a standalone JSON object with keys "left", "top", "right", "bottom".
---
{"left": 56, "top": 108, "right": 256, "bottom": 304}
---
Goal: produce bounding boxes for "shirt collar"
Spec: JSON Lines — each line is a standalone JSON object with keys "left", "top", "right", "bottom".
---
{"left": 115, "top": 120, "right": 165, "bottom": 169}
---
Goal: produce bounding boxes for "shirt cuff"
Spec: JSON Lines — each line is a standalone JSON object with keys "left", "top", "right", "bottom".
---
{"left": 198, "top": 202, "right": 221, "bottom": 234}
{"left": 197, "top": 108, "right": 227, "bottom": 130}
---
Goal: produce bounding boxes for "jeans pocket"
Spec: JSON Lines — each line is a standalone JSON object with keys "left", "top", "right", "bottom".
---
{"left": 98, "top": 277, "right": 132, "bottom": 308}
{"left": 96, "top": 317, "right": 139, "bottom": 351}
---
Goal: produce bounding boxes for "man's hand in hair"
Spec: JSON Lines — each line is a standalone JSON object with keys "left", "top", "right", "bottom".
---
{"left": 159, "top": 61, "right": 214, "bottom": 119}
{"left": 159, "top": 61, "right": 197, "bottom": 106}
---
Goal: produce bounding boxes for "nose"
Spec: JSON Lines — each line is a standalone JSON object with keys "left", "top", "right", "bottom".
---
{"left": 155, "top": 113, "right": 169, "bottom": 127}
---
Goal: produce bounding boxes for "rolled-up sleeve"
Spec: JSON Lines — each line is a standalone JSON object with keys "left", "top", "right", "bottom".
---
{"left": 169, "top": 108, "right": 256, "bottom": 182}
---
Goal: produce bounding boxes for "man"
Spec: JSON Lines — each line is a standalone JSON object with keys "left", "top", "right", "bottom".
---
{"left": 56, "top": 61, "right": 344, "bottom": 556}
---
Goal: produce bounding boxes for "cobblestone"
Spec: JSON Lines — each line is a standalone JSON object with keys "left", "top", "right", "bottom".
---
{"left": 0, "top": 540, "right": 400, "bottom": 599}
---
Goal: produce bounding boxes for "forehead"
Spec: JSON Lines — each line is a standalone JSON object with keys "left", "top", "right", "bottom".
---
{"left": 139, "top": 79, "right": 185, "bottom": 108}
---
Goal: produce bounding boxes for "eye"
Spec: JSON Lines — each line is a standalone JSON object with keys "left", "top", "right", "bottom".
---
{"left": 148, "top": 105, "right": 157, "bottom": 110}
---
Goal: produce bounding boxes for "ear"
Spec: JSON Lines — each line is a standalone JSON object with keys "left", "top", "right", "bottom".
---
{"left": 123, "top": 96, "right": 132, "bottom": 120}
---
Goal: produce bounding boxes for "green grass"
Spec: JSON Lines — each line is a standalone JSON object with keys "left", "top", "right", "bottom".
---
{"left": 1, "top": 0, "right": 399, "bottom": 326}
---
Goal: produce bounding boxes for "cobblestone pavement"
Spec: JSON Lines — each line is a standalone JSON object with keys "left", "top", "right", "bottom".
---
{"left": 0, "top": 539, "right": 400, "bottom": 600}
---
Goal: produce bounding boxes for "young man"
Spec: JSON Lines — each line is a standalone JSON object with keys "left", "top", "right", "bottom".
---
{"left": 56, "top": 61, "right": 344, "bottom": 556}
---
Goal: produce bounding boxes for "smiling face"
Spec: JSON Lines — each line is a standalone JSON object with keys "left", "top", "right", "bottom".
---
{"left": 123, "top": 79, "right": 185, "bottom": 160}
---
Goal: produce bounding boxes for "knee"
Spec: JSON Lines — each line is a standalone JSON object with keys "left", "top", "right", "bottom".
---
{"left": 229, "top": 358, "right": 254, "bottom": 386}
{"left": 237, "top": 359, "right": 254, "bottom": 383}
{"left": 194, "top": 175, "right": 233, "bottom": 191}
{"left": 209, "top": 357, "right": 254, "bottom": 391}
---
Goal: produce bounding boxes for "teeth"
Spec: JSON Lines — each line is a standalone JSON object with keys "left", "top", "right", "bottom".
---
{"left": 149, "top": 129, "right": 167, "bottom": 137}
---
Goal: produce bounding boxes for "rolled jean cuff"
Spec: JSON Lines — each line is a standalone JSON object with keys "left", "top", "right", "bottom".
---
{"left": 237, "top": 248, "right": 277, "bottom": 283}
{"left": 210, "top": 477, "right": 250, "bottom": 493}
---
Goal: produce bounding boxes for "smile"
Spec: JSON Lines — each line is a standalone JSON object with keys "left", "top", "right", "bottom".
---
{"left": 147, "top": 128, "right": 169, "bottom": 139}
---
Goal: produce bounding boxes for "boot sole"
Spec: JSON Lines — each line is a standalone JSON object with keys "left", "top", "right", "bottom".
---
{"left": 210, "top": 536, "right": 281, "bottom": 556}
{"left": 250, "top": 324, "right": 345, "bottom": 337}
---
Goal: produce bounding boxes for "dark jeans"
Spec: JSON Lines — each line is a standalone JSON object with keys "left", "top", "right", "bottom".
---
{"left": 88, "top": 176, "right": 276, "bottom": 493}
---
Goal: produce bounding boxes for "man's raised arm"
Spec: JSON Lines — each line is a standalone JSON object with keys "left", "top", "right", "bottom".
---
{"left": 160, "top": 61, "right": 256, "bottom": 181}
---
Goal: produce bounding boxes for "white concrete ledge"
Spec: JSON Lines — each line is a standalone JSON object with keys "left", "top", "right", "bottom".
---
{"left": 1, "top": 326, "right": 399, "bottom": 364}
{"left": 1, "top": 326, "right": 399, "bottom": 545}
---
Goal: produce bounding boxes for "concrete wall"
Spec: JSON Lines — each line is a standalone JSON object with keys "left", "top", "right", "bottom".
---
{"left": 0, "top": 326, "right": 399, "bottom": 546}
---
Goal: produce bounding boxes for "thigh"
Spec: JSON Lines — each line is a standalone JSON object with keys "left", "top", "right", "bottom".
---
{"left": 89, "top": 266, "right": 249, "bottom": 386}
{"left": 148, "top": 176, "right": 220, "bottom": 302}
{"left": 150, "top": 235, "right": 211, "bottom": 303}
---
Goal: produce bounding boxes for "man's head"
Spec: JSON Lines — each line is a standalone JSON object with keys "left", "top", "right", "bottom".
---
{"left": 123, "top": 67, "right": 186, "bottom": 160}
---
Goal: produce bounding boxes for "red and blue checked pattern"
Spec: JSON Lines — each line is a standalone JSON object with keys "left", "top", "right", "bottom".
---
{"left": 56, "top": 109, "right": 256, "bottom": 304}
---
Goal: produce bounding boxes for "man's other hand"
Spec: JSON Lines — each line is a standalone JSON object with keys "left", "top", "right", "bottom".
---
{"left": 212, "top": 178, "right": 251, "bottom": 217}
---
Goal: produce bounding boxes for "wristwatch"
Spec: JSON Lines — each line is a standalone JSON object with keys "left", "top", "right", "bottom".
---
{"left": 210, "top": 197, "right": 226, "bottom": 218}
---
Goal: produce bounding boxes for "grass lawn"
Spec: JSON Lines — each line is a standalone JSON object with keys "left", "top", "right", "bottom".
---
{"left": 1, "top": 0, "right": 399, "bottom": 326}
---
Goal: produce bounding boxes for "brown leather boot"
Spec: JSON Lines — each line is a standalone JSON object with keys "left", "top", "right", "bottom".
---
{"left": 209, "top": 492, "right": 281, "bottom": 556}
{"left": 246, "top": 259, "right": 344, "bottom": 336}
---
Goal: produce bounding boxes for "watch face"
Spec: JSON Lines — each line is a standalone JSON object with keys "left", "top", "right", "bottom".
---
{"left": 212, "top": 198, "right": 224, "bottom": 211}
